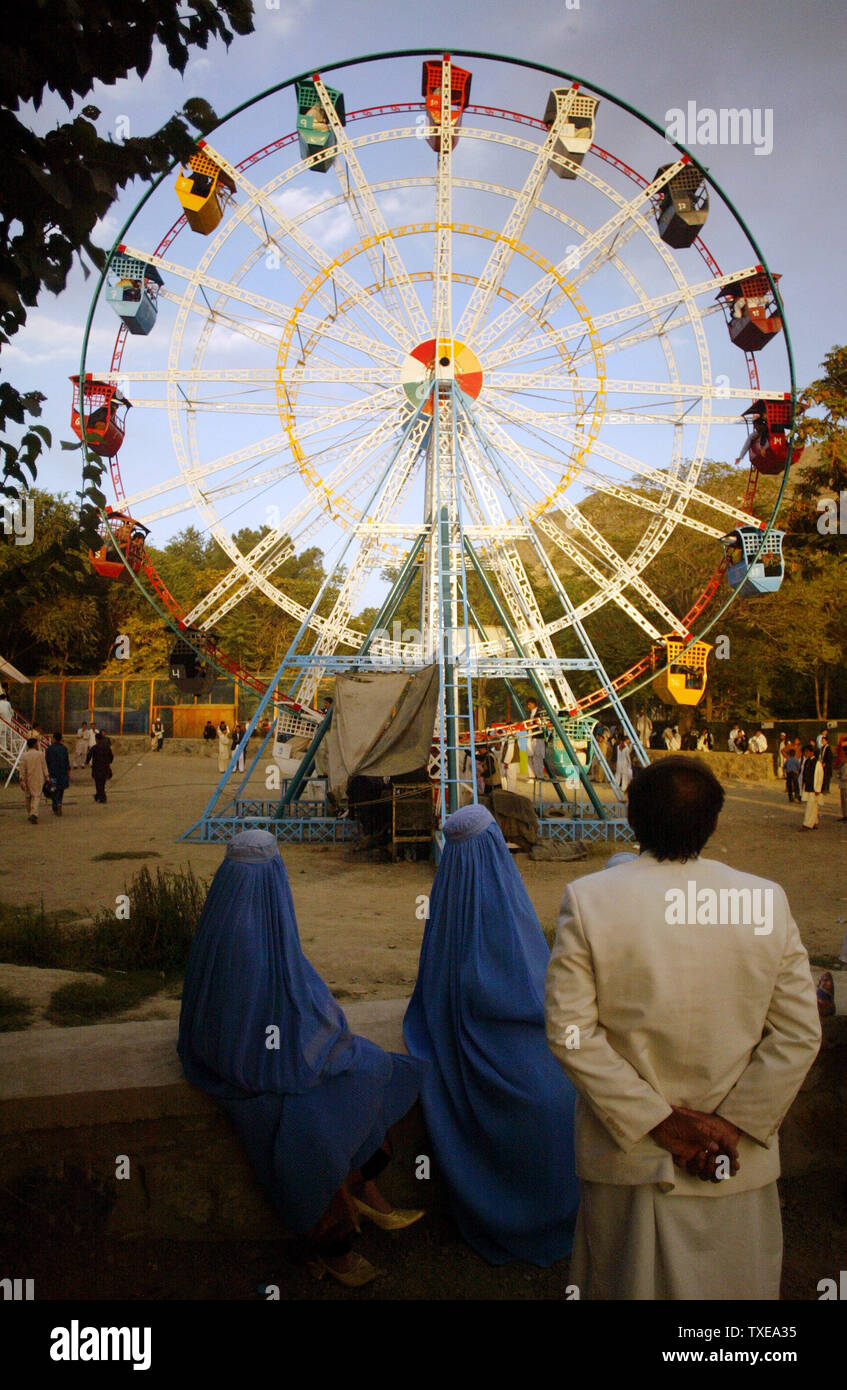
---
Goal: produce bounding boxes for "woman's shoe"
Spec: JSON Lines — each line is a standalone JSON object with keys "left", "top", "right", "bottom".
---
{"left": 352, "top": 1196, "right": 424, "bottom": 1231}
{"left": 306, "top": 1252, "right": 382, "bottom": 1288}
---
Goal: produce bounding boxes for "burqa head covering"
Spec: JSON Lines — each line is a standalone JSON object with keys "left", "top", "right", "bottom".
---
{"left": 403, "top": 804, "right": 578, "bottom": 1266}
{"left": 178, "top": 830, "right": 422, "bottom": 1232}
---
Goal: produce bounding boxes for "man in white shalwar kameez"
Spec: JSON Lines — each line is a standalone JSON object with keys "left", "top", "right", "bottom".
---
{"left": 545, "top": 756, "right": 821, "bottom": 1300}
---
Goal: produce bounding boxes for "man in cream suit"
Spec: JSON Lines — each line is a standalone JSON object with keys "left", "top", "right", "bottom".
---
{"left": 545, "top": 756, "right": 821, "bottom": 1300}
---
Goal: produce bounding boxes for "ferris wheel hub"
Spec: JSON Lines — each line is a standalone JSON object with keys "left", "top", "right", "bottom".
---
{"left": 401, "top": 337, "right": 483, "bottom": 413}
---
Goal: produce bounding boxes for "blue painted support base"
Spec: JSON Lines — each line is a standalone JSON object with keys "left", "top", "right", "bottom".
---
{"left": 182, "top": 814, "right": 359, "bottom": 844}
{"left": 536, "top": 802, "right": 635, "bottom": 843}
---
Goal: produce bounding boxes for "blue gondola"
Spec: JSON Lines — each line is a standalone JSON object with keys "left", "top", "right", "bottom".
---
{"left": 721, "top": 526, "right": 785, "bottom": 597}
{"left": 105, "top": 250, "right": 163, "bottom": 336}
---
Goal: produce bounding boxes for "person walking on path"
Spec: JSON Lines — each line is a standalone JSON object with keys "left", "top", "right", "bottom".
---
{"left": 784, "top": 748, "right": 802, "bottom": 804}
{"left": 19, "top": 737, "right": 49, "bottom": 824}
{"left": 45, "top": 731, "right": 71, "bottom": 816}
{"left": 801, "top": 745, "right": 824, "bottom": 830}
{"left": 86, "top": 731, "right": 114, "bottom": 804}
{"left": 150, "top": 714, "right": 165, "bottom": 752}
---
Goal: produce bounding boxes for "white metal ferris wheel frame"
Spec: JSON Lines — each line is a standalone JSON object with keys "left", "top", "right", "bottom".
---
{"left": 79, "top": 48, "right": 797, "bottom": 825}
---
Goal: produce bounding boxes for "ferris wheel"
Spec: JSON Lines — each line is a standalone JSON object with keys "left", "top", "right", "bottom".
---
{"left": 77, "top": 49, "right": 797, "bottom": 827}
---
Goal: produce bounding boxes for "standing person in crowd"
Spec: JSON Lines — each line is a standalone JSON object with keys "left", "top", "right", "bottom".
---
{"left": 818, "top": 731, "right": 833, "bottom": 794}
{"left": 150, "top": 713, "right": 165, "bottom": 752}
{"left": 0, "top": 684, "right": 13, "bottom": 723}
{"left": 615, "top": 735, "right": 633, "bottom": 792}
{"left": 233, "top": 723, "right": 248, "bottom": 774}
{"left": 404, "top": 805, "right": 579, "bottom": 1267}
{"left": 590, "top": 726, "right": 609, "bottom": 783}
{"left": 73, "top": 721, "right": 91, "bottom": 769}
{"left": 525, "top": 698, "right": 546, "bottom": 783}
{"left": 793, "top": 735, "right": 803, "bottom": 760}
{"left": 801, "top": 744, "right": 824, "bottom": 830}
{"left": 545, "top": 756, "right": 821, "bottom": 1300}
{"left": 835, "top": 736, "right": 847, "bottom": 822}
{"left": 776, "top": 732, "right": 788, "bottom": 780}
{"left": 202, "top": 719, "right": 216, "bottom": 741}
{"left": 45, "top": 731, "right": 71, "bottom": 817}
{"left": 784, "top": 747, "right": 802, "bottom": 804}
{"left": 216, "top": 720, "right": 231, "bottom": 774}
{"left": 86, "top": 730, "right": 114, "bottom": 804}
{"left": 635, "top": 709, "right": 652, "bottom": 748}
{"left": 18, "top": 736, "right": 49, "bottom": 824}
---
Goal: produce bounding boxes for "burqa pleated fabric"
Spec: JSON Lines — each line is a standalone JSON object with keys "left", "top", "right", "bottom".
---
{"left": 403, "top": 804, "right": 579, "bottom": 1266}
{"left": 178, "top": 830, "right": 423, "bottom": 1233}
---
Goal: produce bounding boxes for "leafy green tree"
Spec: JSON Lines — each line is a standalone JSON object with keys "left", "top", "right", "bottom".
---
{"left": 0, "top": 0, "right": 254, "bottom": 508}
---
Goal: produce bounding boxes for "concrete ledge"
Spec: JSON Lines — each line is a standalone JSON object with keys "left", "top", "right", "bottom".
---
{"left": 0, "top": 1003, "right": 842, "bottom": 1241}
{"left": 646, "top": 749, "right": 778, "bottom": 781}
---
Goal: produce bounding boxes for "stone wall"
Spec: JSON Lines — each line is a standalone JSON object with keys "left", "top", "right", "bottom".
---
{"left": 0, "top": 1003, "right": 842, "bottom": 1243}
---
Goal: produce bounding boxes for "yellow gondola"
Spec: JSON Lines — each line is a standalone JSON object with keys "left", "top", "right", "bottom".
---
{"left": 175, "top": 148, "right": 236, "bottom": 235}
{"left": 651, "top": 638, "right": 712, "bottom": 707}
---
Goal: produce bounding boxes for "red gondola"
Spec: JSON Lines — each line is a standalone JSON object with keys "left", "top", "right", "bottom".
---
{"left": 742, "top": 397, "right": 802, "bottom": 475}
{"left": 421, "top": 57, "right": 472, "bottom": 154}
{"left": 716, "top": 271, "right": 782, "bottom": 352}
{"left": 89, "top": 509, "right": 149, "bottom": 581}
{"left": 70, "top": 376, "right": 131, "bottom": 457}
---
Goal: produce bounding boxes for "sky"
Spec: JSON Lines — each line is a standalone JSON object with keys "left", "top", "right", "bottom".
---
{"left": 6, "top": 0, "right": 846, "bottom": 581}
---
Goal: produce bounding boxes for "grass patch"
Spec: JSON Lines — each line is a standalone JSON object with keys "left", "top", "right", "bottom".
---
{"left": 0, "top": 865, "right": 209, "bottom": 975}
{"left": 0, "top": 986, "right": 35, "bottom": 1032}
{"left": 85, "top": 865, "right": 208, "bottom": 974}
{"left": 90, "top": 851, "right": 161, "bottom": 862}
{"left": 45, "top": 971, "right": 163, "bottom": 1027}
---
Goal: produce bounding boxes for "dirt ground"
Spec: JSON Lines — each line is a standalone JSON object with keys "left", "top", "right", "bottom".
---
{"left": 1, "top": 747, "right": 845, "bottom": 1024}
{"left": 1, "top": 749, "right": 845, "bottom": 1304}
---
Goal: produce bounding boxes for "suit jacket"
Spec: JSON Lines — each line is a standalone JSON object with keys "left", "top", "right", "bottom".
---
{"left": 545, "top": 853, "right": 821, "bottom": 1197}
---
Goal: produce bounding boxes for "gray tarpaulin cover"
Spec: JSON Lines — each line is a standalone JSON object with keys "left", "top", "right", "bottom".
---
{"left": 326, "top": 666, "right": 439, "bottom": 792}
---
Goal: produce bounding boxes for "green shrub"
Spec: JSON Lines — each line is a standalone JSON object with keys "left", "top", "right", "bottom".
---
{"left": 0, "top": 903, "right": 73, "bottom": 968}
{"left": 82, "top": 865, "right": 209, "bottom": 974}
{"left": 0, "top": 986, "right": 35, "bottom": 1032}
{"left": 45, "top": 971, "right": 162, "bottom": 1027}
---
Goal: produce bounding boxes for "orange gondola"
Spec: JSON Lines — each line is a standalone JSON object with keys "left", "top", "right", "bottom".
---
{"left": 421, "top": 57, "right": 472, "bottom": 154}
{"left": 89, "top": 508, "right": 149, "bottom": 581}
{"left": 716, "top": 271, "right": 783, "bottom": 352}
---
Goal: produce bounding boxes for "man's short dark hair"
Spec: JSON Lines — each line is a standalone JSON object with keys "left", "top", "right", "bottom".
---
{"left": 627, "top": 756, "right": 725, "bottom": 862}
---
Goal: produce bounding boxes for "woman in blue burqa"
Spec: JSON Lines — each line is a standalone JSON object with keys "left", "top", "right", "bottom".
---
{"left": 178, "top": 830, "right": 424, "bottom": 1288}
{"left": 404, "top": 804, "right": 579, "bottom": 1266}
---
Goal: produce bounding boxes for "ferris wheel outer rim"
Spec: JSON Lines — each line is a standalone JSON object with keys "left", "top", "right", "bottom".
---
{"left": 77, "top": 47, "right": 798, "bottom": 715}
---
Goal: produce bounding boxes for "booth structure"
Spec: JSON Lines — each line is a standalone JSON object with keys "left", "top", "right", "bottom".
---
{"left": 105, "top": 251, "right": 163, "bottom": 336}
{"left": 717, "top": 271, "right": 783, "bottom": 353}
{"left": 175, "top": 147, "right": 236, "bottom": 235}
{"left": 295, "top": 78, "right": 346, "bottom": 170}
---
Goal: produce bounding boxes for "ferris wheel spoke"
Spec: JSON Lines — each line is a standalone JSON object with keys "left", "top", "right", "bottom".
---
{"left": 569, "top": 302, "right": 724, "bottom": 369}
{"left": 470, "top": 159, "right": 689, "bottom": 358}
{"left": 200, "top": 142, "right": 411, "bottom": 351}
{"left": 456, "top": 87, "right": 583, "bottom": 343}
{"left": 188, "top": 411, "right": 410, "bottom": 626}
{"left": 486, "top": 391, "right": 760, "bottom": 528}
{"left": 488, "top": 371, "right": 785, "bottom": 402}
{"left": 432, "top": 57, "right": 454, "bottom": 344}
{"left": 469, "top": 400, "right": 673, "bottom": 637}
{"left": 455, "top": 426, "right": 577, "bottom": 709}
{"left": 482, "top": 262, "right": 764, "bottom": 371}
{"left": 579, "top": 469, "right": 727, "bottom": 538}
{"left": 310, "top": 75, "right": 429, "bottom": 342}
{"left": 123, "top": 430, "right": 291, "bottom": 511}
